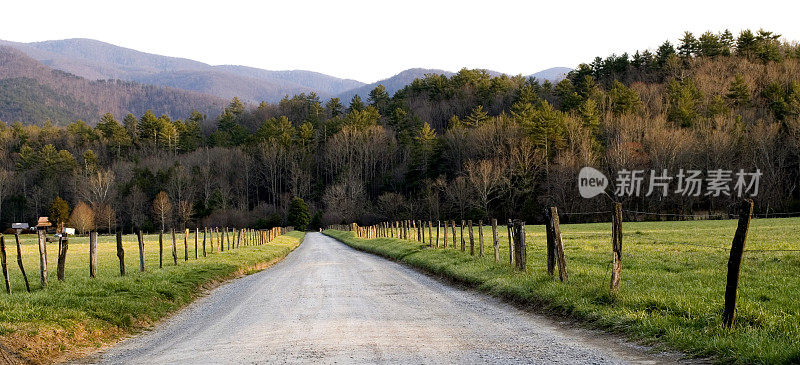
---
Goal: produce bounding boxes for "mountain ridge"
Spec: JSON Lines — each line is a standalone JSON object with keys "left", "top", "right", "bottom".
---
{"left": 0, "top": 38, "right": 570, "bottom": 105}
{"left": 0, "top": 46, "right": 226, "bottom": 125}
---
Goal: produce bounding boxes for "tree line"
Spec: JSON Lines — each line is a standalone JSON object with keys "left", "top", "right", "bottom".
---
{"left": 1, "top": 28, "right": 799, "bottom": 231}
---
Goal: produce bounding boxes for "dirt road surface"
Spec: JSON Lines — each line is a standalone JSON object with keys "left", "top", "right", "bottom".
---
{"left": 96, "top": 233, "right": 678, "bottom": 364}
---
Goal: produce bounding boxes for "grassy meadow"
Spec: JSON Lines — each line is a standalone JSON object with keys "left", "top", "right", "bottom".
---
{"left": 0, "top": 230, "right": 305, "bottom": 364}
{"left": 325, "top": 218, "right": 799, "bottom": 364}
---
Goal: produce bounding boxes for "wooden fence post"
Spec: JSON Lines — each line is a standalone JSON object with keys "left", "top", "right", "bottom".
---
{"left": 492, "top": 219, "right": 499, "bottom": 262}
{"left": 723, "top": 199, "right": 754, "bottom": 327}
{"left": 468, "top": 220, "right": 475, "bottom": 255}
{"left": 195, "top": 228, "right": 199, "bottom": 259}
{"left": 203, "top": 227, "right": 207, "bottom": 257}
{"left": 137, "top": 230, "right": 145, "bottom": 272}
{"left": 436, "top": 221, "right": 440, "bottom": 248}
{"left": 171, "top": 229, "right": 178, "bottom": 265}
{"left": 184, "top": 229, "right": 189, "bottom": 261}
{"left": 428, "top": 221, "right": 433, "bottom": 247}
{"left": 449, "top": 220, "right": 455, "bottom": 248}
{"left": 550, "top": 208, "right": 567, "bottom": 282}
{"left": 116, "top": 231, "right": 125, "bottom": 276}
{"left": 1, "top": 235, "right": 10, "bottom": 293}
{"left": 460, "top": 220, "right": 466, "bottom": 251}
{"left": 545, "top": 208, "right": 555, "bottom": 276}
{"left": 478, "top": 220, "right": 484, "bottom": 257}
{"left": 56, "top": 236, "right": 68, "bottom": 281}
{"left": 14, "top": 233, "right": 30, "bottom": 292}
{"left": 610, "top": 203, "right": 623, "bottom": 293}
{"left": 513, "top": 220, "right": 526, "bottom": 271}
{"left": 89, "top": 231, "right": 97, "bottom": 278}
{"left": 506, "top": 219, "right": 514, "bottom": 265}
{"left": 419, "top": 221, "right": 424, "bottom": 242}
{"left": 443, "top": 220, "right": 448, "bottom": 248}
{"left": 38, "top": 230, "right": 48, "bottom": 287}
{"left": 159, "top": 231, "right": 164, "bottom": 268}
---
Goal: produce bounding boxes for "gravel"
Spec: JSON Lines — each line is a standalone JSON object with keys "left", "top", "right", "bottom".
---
{"left": 93, "top": 233, "right": 681, "bottom": 364}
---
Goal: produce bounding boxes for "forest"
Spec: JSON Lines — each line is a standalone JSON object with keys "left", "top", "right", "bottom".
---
{"left": 1, "top": 29, "right": 799, "bottom": 232}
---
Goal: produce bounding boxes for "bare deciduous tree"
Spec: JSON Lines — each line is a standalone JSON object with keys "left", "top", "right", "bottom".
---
{"left": 152, "top": 191, "right": 172, "bottom": 231}
{"left": 177, "top": 200, "right": 194, "bottom": 229}
{"left": 465, "top": 159, "right": 507, "bottom": 218}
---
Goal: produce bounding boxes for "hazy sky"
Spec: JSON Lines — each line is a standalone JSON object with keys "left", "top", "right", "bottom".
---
{"left": 2, "top": 0, "right": 797, "bottom": 83}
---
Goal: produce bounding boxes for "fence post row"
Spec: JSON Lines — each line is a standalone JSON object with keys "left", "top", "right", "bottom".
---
{"left": 330, "top": 201, "right": 766, "bottom": 330}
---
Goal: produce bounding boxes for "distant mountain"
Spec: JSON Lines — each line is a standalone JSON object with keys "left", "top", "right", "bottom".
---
{"left": 0, "top": 38, "right": 365, "bottom": 103}
{"left": 335, "top": 67, "right": 571, "bottom": 104}
{"left": 529, "top": 67, "right": 571, "bottom": 82}
{"left": 0, "top": 37, "right": 572, "bottom": 113}
{"left": 336, "top": 68, "right": 456, "bottom": 103}
{"left": 0, "top": 46, "right": 226, "bottom": 125}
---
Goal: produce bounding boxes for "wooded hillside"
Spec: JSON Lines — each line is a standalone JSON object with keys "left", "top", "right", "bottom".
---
{"left": 0, "top": 29, "right": 798, "bottom": 231}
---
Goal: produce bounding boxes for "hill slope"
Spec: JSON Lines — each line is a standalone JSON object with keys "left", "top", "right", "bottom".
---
{"left": 0, "top": 46, "right": 226, "bottom": 124}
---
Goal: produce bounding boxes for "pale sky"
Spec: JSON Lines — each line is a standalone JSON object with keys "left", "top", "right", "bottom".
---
{"left": 2, "top": 0, "right": 798, "bottom": 83}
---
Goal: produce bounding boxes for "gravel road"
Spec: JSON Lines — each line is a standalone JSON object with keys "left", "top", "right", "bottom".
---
{"left": 95, "top": 233, "right": 677, "bottom": 364}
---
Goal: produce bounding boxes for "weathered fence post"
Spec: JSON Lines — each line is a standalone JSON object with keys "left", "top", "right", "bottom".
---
{"left": 468, "top": 220, "right": 475, "bottom": 255}
{"left": 171, "top": 229, "right": 178, "bottom": 264}
{"left": 451, "top": 220, "right": 456, "bottom": 248}
{"left": 460, "top": 220, "right": 466, "bottom": 251}
{"left": 56, "top": 236, "right": 68, "bottom": 281}
{"left": 89, "top": 231, "right": 97, "bottom": 278}
{"left": 723, "top": 199, "right": 754, "bottom": 327}
{"left": 478, "top": 220, "right": 484, "bottom": 257}
{"left": 159, "top": 231, "right": 164, "bottom": 268}
{"left": 492, "top": 219, "right": 499, "bottom": 262}
{"left": 1, "top": 235, "right": 10, "bottom": 293}
{"left": 610, "top": 203, "right": 623, "bottom": 293}
{"left": 513, "top": 220, "right": 526, "bottom": 271}
{"left": 14, "top": 233, "right": 30, "bottom": 292}
{"left": 184, "top": 229, "right": 189, "bottom": 261}
{"left": 195, "top": 228, "right": 199, "bottom": 259}
{"left": 220, "top": 228, "right": 225, "bottom": 252}
{"left": 428, "top": 221, "right": 433, "bottom": 247}
{"left": 116, "top": 231, "right": 125, "bottom": 276}
{"left": 137, "top": 230, "right": 145, "bottom": 272}
{"left": 545, "top": 208, "right": 555, "bottom": 276}
{"left": 202, "top": 227, "right": 207, "bottom": 257}
{"left": 38, "top": 230, "right": 48, "bottom": 286}
{"left": 550, "top": 209, "right": 567, "bottom": 282}
{"left": 419, "top": 221, "right": 424, "bottom": 242}
{"left": 506, "top": 219, "right": 514, "bottom": 265}
{"left": 436, "top": 221, "right": 440, "bottom": 248}
{"left": 442, "top": 220, "right": 448, "bottom": 248}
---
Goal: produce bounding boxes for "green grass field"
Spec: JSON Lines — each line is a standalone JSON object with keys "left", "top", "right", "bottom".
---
{"left": 325, "top": 218, "right": 800, "bottom": 364}
{"left": 0, "top": 230, "right": 305, "bottom": 364}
